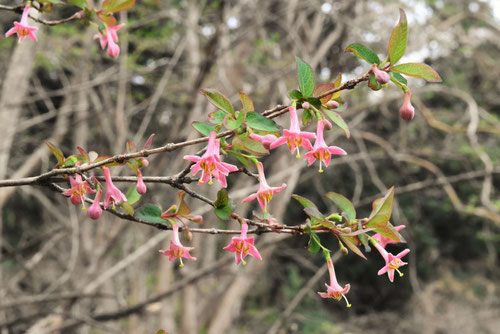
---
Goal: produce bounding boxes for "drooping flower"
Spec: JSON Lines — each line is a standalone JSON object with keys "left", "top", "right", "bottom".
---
{"left": 372, "top": 225, "right": 405, "bottom": 249}
{"left": 304, "top": 120, "right": 347, "bottom": 173}
{"left": 372, "top": 65, "right": 390, "bottom": 84}
{"left": 318, "top": 258, "right": 351, "bottom": 307}
{"left": 372, "top": 239, "right": 410, "bottom": 282}
{"left": 5, "top": 5, "right": 38, "bottom": 43}
{"left": 184, "top": 131, "right": 238, "bottom": 187}
{"left": 136, "top": 169, "right": 147, "bottom": 195}
{"left": 249, "top": 133, "right": 278, "bottom": 150}
{"left": 63, "top": 174, "right": 95, "bottom": 208}
{"left": 223, "top": 223, "right": 262, "bottom": 265}
{"left": 87, "top": 188, "right": 103, "bottom": 220}
{"left": 103, "top": 167, "right": 127, "bottom": 209}
{"left": 270, "top": 106, "right": 315, "bottom": 158}
{"left": 159, "top": 224, "right": 196, "bottom": 267}
{"left": 242, "top": 162, "right": 286, "bottom": 213}
{"left": 399, "top": 91, "right": 415, "bottom": 121}
{"left": 93, "top": 24, "right": 125, "bottom": 58}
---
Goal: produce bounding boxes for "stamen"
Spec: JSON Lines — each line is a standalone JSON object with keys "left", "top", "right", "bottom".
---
{"left": 296, "top": 147, "right": 301, "bottom": 159}
{"left": 342, "top": 294, "right": 352, "bottom": 308}
{"left": 396, "top": 268, "right": 404, "bottom": 277}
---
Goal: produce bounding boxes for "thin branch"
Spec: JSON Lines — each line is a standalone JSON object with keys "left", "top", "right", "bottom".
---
{"left": 0, "top": 5, "right": 83, "bottom": 26}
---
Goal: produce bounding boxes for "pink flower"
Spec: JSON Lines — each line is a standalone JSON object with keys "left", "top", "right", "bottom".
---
{"left": 304, "top": 120, "right": 347, "bottom": 173}
{"left": 372, "top": 225, "right": 405, "bottom": 249}
{"left": 136, "top": 170, "right": 147, "bottom": 195}
{"left": 249, "top": 133, "right": 278, "bottom": 150}
{"left": 399, "top": 91, "right": 415, "bottom": 121}
{"left": 184, "top": 131, "right": 238, "bottom": 187}
{"left": 270, "top": 106, "right": 315, "bottom": 158}
{"left": 372, "top": 240, "right": 410, "bottom": 282}
{"left": 159, "top": 224, "right": 196, "bottom": 267}
{"left": 5, "top": 5, "right": 38, "bottom": 43}
{"left": 103, "top": 167, "right": 127, "bottom": 209}
{"left": 318, "top": 258, "right": 351, "bottom": 307}
{"left": 372, "top": 65, "right": 390, "bottom": 84}
{"left": 63, "top": 174, "right": 95, "bottom": 208}
{"left": 87, "top": 189, "right": 103, "bottom": 220}
{"left": 223, "top": 223, "right": 262, "bottom": 265}
{"left": 242, "top": 162, "right": 286, "bottom": 213}
{"left": 93, "top": 24, "right": 125, "bottom": 58}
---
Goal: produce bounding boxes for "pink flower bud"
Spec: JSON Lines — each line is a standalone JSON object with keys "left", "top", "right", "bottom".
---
{"left": 88, "top": 189, "right": 103, "bottom": 220}
{"left": 372, "top": 66, "right": 390, "bottom": 85}
{"left": 139, "top": 157, "right": 149, "bottom": 167}
{"left": 302, "top": 102, "right": 311, "bottom": 110}
{"left": 399, "top": 91, "right": 415, "bottom": 121}
{"left": 136, "top": 171, "right": 147, "bottom": 195}
{"left": 326, "top": 100, "right": 339, "bottom": 109}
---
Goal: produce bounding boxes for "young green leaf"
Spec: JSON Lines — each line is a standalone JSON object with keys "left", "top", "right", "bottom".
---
{"left": 390, "top": 63, "right": 442, "bottom": 82}
{"left": 126, "top": 185, "right": 141, "bottom": 205}
{"left": 214, "top": 189, "right": 229, "bottom": 208}
{"left": 192, "top": 122, "right": 216, "bottom": 136}
{"left": 208, "top": 110, "right": 226, "bottom": 124}
{"left": 239, "top": 92, "right": 254, "bottom": 112}
{"left": 388, "top": 72, "right": 407, "bottom": 85}
{"left": 227, "top": 150, "right": 251, "bottom": 168}
{"left": 215, "top": 205, "right": 232, "bottom": 220}
{"left": 232, "top": 135, "right": 269, "bottom": 155}
{"left": 325, "top": 192, "right": 356, "bottom": 223}
{"left": 44, "top": 141, "right": 65, "bottom": 166}
{"left": 288, "top": 89, "right": 303, "bottom": 100}
{"left": 308, "top": 234, "right": 321, "bottom": 254}
{"left": 200, "top": 88, "right": 235, "bottom": 116}
{"left": 302, "top": 109, "right": 313, "bottom": 126}
{"left": 323, "top": 109, "right": 350, "bottom": 138}
{"left": 340, "top": 236, "right": 367, "bottom": 259}
{"left": 245, "top": 112, "right": 280, "bottom": 132}
{"left": 102, "top": 0, "right": 135, "bottom": 13}
{"left": 364, "top": 187, "right": 394, "bottom": 229}
{"left": 296, "top": 57, "right": 315, "bottom": 97}
{"left": 68, "top": 0, "right": 87, "bottom": 8}
{"left": 344, "top": 43, "right": 380, "bottom": 65}
{"left": 388, "top": 9, "right": 408, "bottom": 65}
{"left": 135, "top": 204, "right": 165, "bottom": 224}
{"left": 224, "top": 110, "right": 246, "bottom": 130}
{"left": 292, "top": 194, "right": 318, "bottom": 209}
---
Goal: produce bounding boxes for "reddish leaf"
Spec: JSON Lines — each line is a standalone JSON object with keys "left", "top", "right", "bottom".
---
{"left": 388, "top": 9, "right": 408, "bottom": 65}
{"left": 313, "top": 83, "right": 336, "bottom": 104}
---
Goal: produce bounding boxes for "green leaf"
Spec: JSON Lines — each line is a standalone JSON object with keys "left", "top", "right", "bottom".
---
{"left": 192, "top": 122, "right": 216, "bottom": 136}
{"left": 224, "top": 110, "right": 246, "bottom": 130}
{"left": 232, "top": 135, "right": 268, "bottom": 155}
{"left": 208, "top": 110, "right": 226, "bottom": 124}
{"left": 368, "top": 73, "right": 383, "bottom": 91}
{"left": 302, "top": 109, "right": 313, "bottom": 126}
{"left": 239, "top": 92, "right": 254, "bottom": 112}
{"left": 214, "top": 189, "right": 229, "bottom": 208}
{"left": 364, "top": 187, "right": 394, "bottom": 229}
{"left": 102, "top": 0, "right": 135, "bottom": 13}
{"left": 390, "top": 63, "right": 442, "bottom": 82}
{"left": 288, "top": 89, "right": 303, "bottom": 100}
{"left": 68, "top": 0, "right": 87, "bottom": 7}
{"left": 374, "top": 222, "right": 406, "bottom": 244}
{"left": 292, "top": 194, "right": 318, "bottom": 209}
{"left": 227, "top": 150, "right": 251, "bottom": 168}
{"left": 341, "top": 236, "right": 367, "bottom": 259}
{"left": 245, "top": 112, "right": 280, "bottom": 132}
{"left": 308, "top": 234, "right": 321, "bottom": 254}
{"left": 388, "top": 9, "right": 408, "bottom": 65}
{"left": 325, "top": 192, "right": 356, "bottom": 223}
{"left": 313, "top": 83, "right": 336, "bottom": 104}
{"left": 135, "top": 204, "right": 166, "bottom": 224}
{"left": 200, "top": 88, "right": 235, "bottom": 116}
{"left": 330, "top": 73, "right": 343, "bottom": 100}
{"left": 304, "top": 207, "right": 335, "bottom": 228}
{"left": 44, "top": 141, "right": 65, "bottom": 166}
{"left": 305, "top": 97, "right": 322, "bottom": 110}
{"left": 215, "top": 205, "right": 232, "bottom": 220}
{"left": 61, "top": 155, "right": 82, "bottom": 168}
{"left": 126, "top": 185, "right": 141, "bottom": 205}
{"left": 388, "top": 72, "right": 407, "bottom": 85}
{"left": 120, "top": 202, "right": 135, "bottom": 216}
{"left": 296, "top": 57, "right": 315, "bottom": 97}
{"left": 344, "top": 43, "right": 380, "bottom": 65}
{"left": 323, "top": 110, "right": 350, "bottom": 138}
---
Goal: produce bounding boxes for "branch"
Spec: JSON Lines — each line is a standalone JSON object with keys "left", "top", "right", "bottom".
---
{"left": 0, "top": 5, "right": 84, "bottom": 26}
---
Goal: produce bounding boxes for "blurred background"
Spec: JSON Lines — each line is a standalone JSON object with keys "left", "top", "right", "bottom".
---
{"left": 0, "top": 0, "right": 499, "bottom": 333}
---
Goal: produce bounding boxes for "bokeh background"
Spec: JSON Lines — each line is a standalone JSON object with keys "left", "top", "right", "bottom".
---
{"left": 0, "top": 0, "right": 499, "bottom": 333}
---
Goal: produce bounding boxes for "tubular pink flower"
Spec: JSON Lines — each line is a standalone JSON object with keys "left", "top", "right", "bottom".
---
{"left": 242, "top": 162, "right": 286, "bottom": 213}
{"left": 399, "top": 91, "right": 415, "bottom": 121}
{"left": 372, "top": 240, "right": 410, "bottom": 282}
{"left": 184, "top": 131, "right": 238, "bottom": 187}
{"left": 93, "top": 24, "right": 124, "bottom": 58}
{"left": 223, "top": 223, "right": 262, "bottom": 265}
{"left": 103, "top": 167, "right": 127, "bottom": 209}
{"left": 373, "top": 225, "right": 405, "bottom": 249}
{"left": 270, "top": 106, "right": 315, "bottom": 158}
{"left": 5, "top": 5, "right": 38, "bottom": 43}
{"left": 249, "top": 133, "right": 278, "bottom": 150}
{"left": 304, "top": 120, "right": 347, "bottom": 172}
{"left": 372, "top": 65, "right": 390, "bottom": 84}
{"left": 136, "top": 170, "right": 147, "bottom": 195}
{"left": 62, "top": 174, "right": 95, "bottom": 208}
{"left": 159, "top": 224, "right": 196, "bottom": 267}
{"left": 87, "top": 189, "right": 103, "bottom": 220}
{"left": 318, "top": 258, "right": 351, "bottom": 307}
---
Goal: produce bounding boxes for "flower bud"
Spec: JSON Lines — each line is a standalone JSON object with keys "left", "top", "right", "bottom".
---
{"left": 136, "top": 171, "right": 147, "bottom": 195}
{"left": 372, "top": 66, "right": 390, "bottom": 85}
{"left": 302, "top": 101, "right": 311, "bottom": 110}
{"left": 88, "top": 190, "right": 103, "bottom": 220}
{"left": 399, "top": 91, "right": 415, "bottom": 121}
{"left": 326, "top": 100, "right": 339, "bottom": 109}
